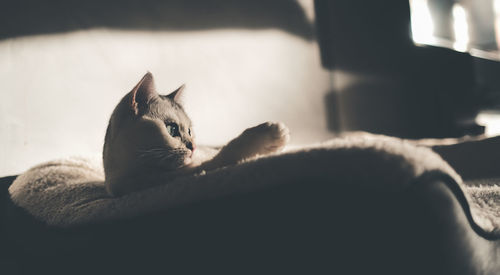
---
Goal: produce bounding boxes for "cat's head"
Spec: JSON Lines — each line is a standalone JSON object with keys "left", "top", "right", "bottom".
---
{"left": 103, "top": 72, "right": 195, "bottom": 183}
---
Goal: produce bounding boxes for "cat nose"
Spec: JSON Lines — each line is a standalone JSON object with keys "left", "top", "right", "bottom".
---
{"left": 186, "top": 141, "right": 195, "bottom": 152}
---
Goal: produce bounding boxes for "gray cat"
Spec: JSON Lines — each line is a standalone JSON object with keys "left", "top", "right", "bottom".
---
{"left": 103, "top": 72, "right": 290, "bottom": 196}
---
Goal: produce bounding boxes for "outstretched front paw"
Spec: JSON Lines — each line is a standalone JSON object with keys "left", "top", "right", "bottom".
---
{"left": 210, "top": 121, "right": 291, "bottom": 167}
{"left": 242, "top": 121, "right": 290, "bottom": 155}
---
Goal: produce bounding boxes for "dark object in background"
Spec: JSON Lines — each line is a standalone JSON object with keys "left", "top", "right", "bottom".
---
{"left": 315, "top": 0, "right": 484, "bottom": 138}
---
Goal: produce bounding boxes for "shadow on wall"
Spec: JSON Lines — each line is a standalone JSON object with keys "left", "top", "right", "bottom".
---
{"left": 0, "top": 0, "right": 313, "bottom": 40}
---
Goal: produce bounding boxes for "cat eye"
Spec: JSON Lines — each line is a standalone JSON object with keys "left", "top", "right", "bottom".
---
{"left": 188, "top": 128, "right": 192, "bottom": 137}
{"left": 165, "top": 123, "right": 180, "bottom": 137}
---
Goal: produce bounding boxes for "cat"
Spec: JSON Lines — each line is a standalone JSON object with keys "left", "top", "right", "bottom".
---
{"left": 103, "top": 72, "right": 290, "bottom": 196}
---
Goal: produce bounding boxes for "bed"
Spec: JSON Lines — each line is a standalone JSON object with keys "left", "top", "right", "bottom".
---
{"left": 1, "top": 135, "right": 498, "bottom": 274}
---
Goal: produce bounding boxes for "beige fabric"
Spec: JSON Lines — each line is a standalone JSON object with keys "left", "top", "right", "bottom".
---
{"left": 9, "top": 136, "right": 496, "bottom": 235}
{"left": 464, "top": 179, "right": 500, "bottom": 235}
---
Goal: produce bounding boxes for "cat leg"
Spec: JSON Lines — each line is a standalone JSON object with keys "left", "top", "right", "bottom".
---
{"left": 234, "top": 122, "right": 290, "bottom": 156}
{"left": 203, "top": 122, "right": 290, "bottom": 169}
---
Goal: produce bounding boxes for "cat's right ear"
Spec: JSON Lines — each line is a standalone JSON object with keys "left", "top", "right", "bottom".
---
{"left": 166, "top": 84, "right": 185, "bottom": 102}
{"left": 130, "top": 72, "right": 157, "bottom": 115}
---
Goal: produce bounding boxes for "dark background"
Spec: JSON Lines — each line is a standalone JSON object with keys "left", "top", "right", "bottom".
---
{"left": 315, "top": 0, "right": 498, "bottom": 138}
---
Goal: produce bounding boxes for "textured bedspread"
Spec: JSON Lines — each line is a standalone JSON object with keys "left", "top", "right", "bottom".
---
{"left": 7, "top": 135, "right": 499, "bottom": 238}
{"left": 464, "top": 178, "right": 500, "bottom": 235}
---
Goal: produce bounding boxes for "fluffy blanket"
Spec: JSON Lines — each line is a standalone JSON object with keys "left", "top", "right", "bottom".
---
{"left": 7, "top": 135, "right": 499, "bottom": 236}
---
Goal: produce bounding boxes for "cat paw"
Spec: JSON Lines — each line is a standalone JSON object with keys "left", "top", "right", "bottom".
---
{"left": 213, "top": 122, "right": 291, "bottom": 166}
{"left": 243, "top": 121, "right": 290, "bottom": 155}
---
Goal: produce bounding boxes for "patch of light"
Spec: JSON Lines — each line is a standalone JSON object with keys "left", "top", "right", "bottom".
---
{"left": 452, "top": 3, "right": 469, "bottom": 52}
{"left": 495, "top": 0, "right": 500, "bottom": 14}
{"left": 296, "top": 0, "right": 315, "bottom": 24}
{"left": 409, "top": 0, "right": 435, "bottom": 45}
{"left": 476, "top": 111, "right": 500, "bottom": 137}
{"left": 494, "top": 0, "right": 500, "bottom": 48}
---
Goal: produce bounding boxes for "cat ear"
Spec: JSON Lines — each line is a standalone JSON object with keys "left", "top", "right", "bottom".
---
{"left": 130, "top": 72, "right": 157, "bottom": 114}
{"left": 166, "top": 84, "right": 185, "bottom": 102}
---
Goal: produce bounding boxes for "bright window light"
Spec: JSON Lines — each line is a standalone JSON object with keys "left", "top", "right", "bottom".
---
{"left": 452, "top": 3, "right": 469, "bottom": 52}
{"left": 409, "top": 0, "right": 435, "bottom": 45}
{"left": 476, "top": 111, "right": 500, "bottom": 137}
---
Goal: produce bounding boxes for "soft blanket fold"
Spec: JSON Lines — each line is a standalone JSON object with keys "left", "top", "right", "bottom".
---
{"left": 7, "top": 135, "right": 499, "bottom": 236}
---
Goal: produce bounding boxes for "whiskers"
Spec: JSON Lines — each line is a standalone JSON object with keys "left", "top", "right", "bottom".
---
{"left": 138, "top": 147, "right": 190, "bottom": 168}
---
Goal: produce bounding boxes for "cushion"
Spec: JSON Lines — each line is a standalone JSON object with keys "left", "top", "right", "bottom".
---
{"left": 2, "top": 135, "right": 499, "bottom": 274}
{"left": 9, "top": 135, "right": 484, "bottom": 228}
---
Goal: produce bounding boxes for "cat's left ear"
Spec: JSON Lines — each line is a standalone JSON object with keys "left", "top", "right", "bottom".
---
{"left": 166, "top": 84, "right": 185, "bottom": 102}
{"left": 130, "top": 72, "right": 158, "bottom": 115}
